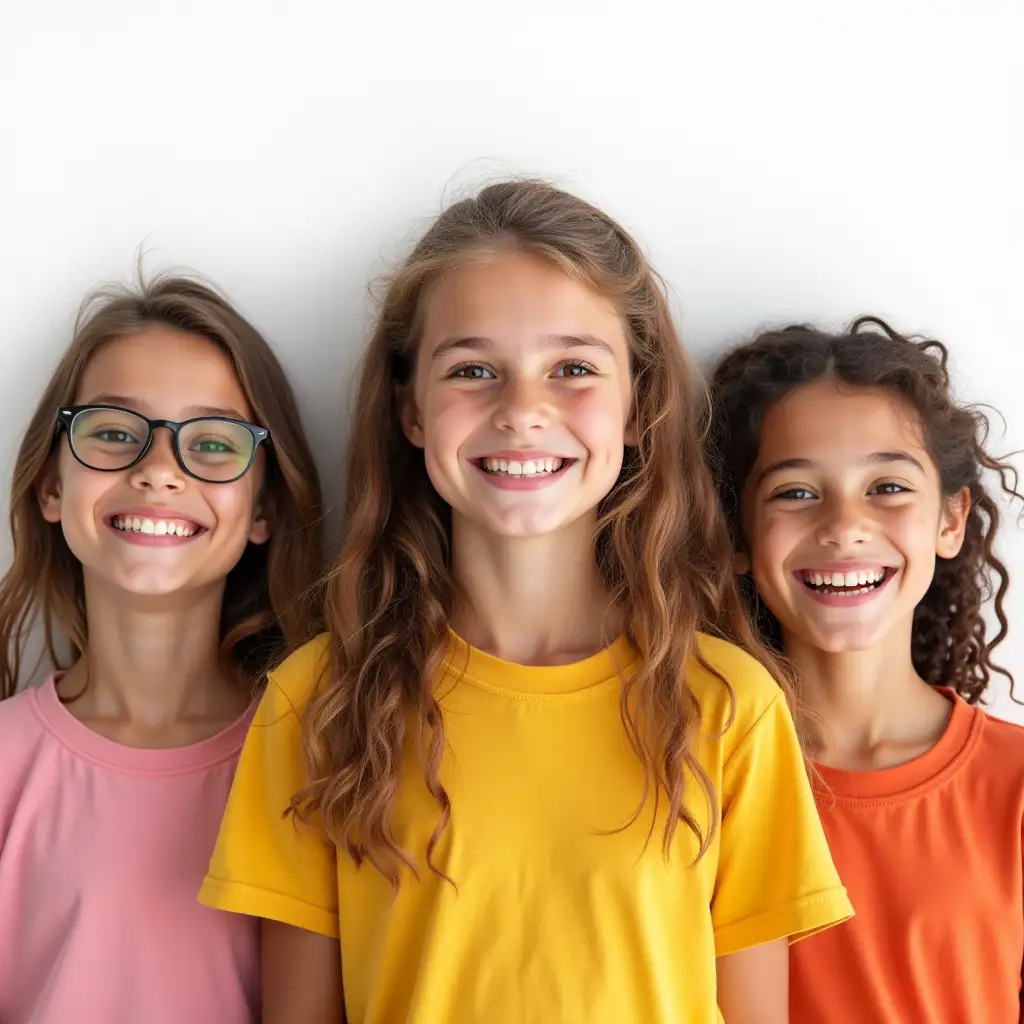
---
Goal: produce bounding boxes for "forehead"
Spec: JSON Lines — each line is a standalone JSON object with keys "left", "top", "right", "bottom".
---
{"left": 75, "top": 326, "right": 252, "bottom": 419}
{"left": 418, "top": 251, "right": 627, "bottom": 355}
{"left": 757, "top": 378, "right": 930, "bottom": 466}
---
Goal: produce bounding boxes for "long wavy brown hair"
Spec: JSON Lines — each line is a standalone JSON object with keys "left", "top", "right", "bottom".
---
{"left": 708, "top": 316, "right": 1021, "bottom": 704}
{"left": 0, "top": 273, "right": 324, "bottom": 699}
{"left": 294, "top": 180, "right": 792, "bottom": 887}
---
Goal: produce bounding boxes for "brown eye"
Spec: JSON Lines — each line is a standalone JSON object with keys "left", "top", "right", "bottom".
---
{"left": 554, "top": 361, "right": 594, "bottom": 378}
{"left": 450, "top": 364, "right": 495, "bottom": 380}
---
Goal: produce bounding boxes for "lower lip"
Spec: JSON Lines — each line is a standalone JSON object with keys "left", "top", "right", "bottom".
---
{"left": 472, "top": 460, "right": 575, "bottom": 491}
{"left": 106, "top": 522, "right": 205, "bottom": 546}
{"left": 795, "top": 569, "right": 897, "bottom": 607}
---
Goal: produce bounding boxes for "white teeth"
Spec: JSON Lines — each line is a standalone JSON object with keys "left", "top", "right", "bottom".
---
{"left": 112, "top": 516, "right": 198, "bottom": 537}
{"left": 804, "top": 567, "right": 888, "bottom": 592}
{"left": 482, "top": 457, "right": 565, "bottom": 477}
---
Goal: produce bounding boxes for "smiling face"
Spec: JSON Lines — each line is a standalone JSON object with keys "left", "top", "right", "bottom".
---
{"left": 741, "top": 378, "right": 969, "bottom": 655}
{"left": 38, "top": 326, "right": 271, "bottom": 599}
{"left": 400, "top": 251, "right": 636, "bottom": 540}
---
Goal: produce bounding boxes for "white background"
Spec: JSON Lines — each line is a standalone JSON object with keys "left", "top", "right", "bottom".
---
{"left": 4, "top": 1, "right": 1022, "bottom": 717}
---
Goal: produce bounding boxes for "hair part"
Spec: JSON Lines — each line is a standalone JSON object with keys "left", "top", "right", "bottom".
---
{"left": 708, "top": 315, "right": 1021, "bottom": 703}
{"left": 293, "top": 179, "right": 792, "bottom": 887}
{"left": 0, "top": 272, "right": 325, "bottom": 699}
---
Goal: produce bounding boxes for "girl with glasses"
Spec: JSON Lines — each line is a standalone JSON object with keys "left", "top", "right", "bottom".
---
{"left": 0, "top": 274, "right": 323, "bottom": 1024}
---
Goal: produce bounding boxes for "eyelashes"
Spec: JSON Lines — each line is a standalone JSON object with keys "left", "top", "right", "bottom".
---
{"left": 769, "top": 481, "right": 912, "bottom": 502}
{"left": 447, "top": 359, "right": 597, "bottom": 380}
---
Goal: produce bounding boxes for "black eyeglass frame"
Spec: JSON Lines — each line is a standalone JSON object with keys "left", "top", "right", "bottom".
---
{"left": 56, "top": 404, "right": 270, "bottom": 484}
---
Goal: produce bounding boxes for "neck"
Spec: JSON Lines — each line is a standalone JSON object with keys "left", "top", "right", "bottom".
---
{"left": 450, "top": 511, "right": 620, "bottom": 665}
{"left": 784, "top": 616, "right": 952, "bottom": 768}
{"left": 60, "top": 572, "right": 243, "bottom": 727}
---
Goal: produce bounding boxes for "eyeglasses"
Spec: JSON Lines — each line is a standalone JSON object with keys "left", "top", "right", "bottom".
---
{"left": 56, "top": 405, "right": 270, "bottom": 484}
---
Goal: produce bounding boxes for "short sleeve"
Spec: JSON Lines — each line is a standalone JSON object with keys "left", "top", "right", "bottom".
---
{"left": 198, "top": 638, "right": 339, "bottom": 938}
{"left": 711, "top": 691, "right": 853, "bottom": 957}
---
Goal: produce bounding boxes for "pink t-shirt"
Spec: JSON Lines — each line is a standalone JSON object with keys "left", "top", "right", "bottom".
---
{"left": 0, "top": 676, "right": 259, "bottom": 1024}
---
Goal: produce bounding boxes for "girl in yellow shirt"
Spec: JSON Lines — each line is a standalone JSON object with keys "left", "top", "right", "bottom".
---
{"left": 200, "top": 181, "right": 852, "bottom": 1023}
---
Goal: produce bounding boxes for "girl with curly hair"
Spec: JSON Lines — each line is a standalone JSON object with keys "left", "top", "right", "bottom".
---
{"left": 708, "top": 317, "right": 1024, "bottom": 1023}
{"left": 200, "top": 181, "right": 852, "bottom": 1023}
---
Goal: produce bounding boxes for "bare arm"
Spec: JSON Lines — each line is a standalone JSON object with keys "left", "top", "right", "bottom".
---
{"left": 716, "top": 938, "right": 789, "bottom": 1024}
{"left": 262, "top": 920, "right": 344, "bottom": 1024}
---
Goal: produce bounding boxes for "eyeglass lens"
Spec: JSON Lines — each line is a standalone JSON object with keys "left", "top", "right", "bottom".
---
{"left": 69, "top": 408, "right": 256, "bottom": 482}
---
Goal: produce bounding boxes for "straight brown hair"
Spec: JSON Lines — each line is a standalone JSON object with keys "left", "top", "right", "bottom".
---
{"left": 0, "top": 273, "right": 325, "bottom": 697}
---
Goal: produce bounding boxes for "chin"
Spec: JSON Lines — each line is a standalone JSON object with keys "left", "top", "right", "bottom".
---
{"left": 104, "top": 570, "right": 198, "bottom": 598}
{"left": 805, "top": 629, "right": 887, "bottom": 654}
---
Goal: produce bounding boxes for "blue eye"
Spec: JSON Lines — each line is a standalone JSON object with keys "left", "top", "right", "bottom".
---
{"left": 450, "top": 364, "right": 495, "bottom": 380}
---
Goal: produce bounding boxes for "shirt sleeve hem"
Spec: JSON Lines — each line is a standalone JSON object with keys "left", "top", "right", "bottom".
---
{"left": 198, "top": 876, "right": 340, "bottom": 939}
{"left": 713, "top": 887, "right": 853, "bottom": 958}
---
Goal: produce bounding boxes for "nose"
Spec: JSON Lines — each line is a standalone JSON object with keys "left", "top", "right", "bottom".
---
{"left": 492, "top": 376, "right": 550, "bottom": 434}
{"left": 815, "top": 494, "right": 873, "bottom": 549}
{"left": 127, "top": 428, "right": 187, "bottom": 492}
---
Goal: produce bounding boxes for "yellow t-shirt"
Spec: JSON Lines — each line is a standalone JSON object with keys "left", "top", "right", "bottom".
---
{"left": 200, "top": 632, "right": 851, "bottom": 1023}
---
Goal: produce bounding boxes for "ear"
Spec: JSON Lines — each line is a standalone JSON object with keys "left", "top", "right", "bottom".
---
{"left": 396, "top": 383, "right": 425, "bottom": 449}
{"left": 936, "top": 487, "right": 971, "bottom": 559}
{"left": 36, "top": 459, "right": 63, "bottom": 524}
{"left": 734, "top": 550, "right": 751, "bottom": 575}
{"left": 249, "top": 492, "right": 275, "bottom": 546}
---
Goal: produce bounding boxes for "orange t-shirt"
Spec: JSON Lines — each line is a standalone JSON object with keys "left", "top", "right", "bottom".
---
{"left": 790, "top": 691, "right": 1024, "bottom": 1023}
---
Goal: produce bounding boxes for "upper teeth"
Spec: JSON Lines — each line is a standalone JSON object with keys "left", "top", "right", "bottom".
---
{"left": 112, "top": 516, "right": 197, "bottom": 537}
{"left": 806, "top": 568, "right": 886, "bottom": 587}
{"left": 482, "top": 457, "right": 564, "bottom": 476}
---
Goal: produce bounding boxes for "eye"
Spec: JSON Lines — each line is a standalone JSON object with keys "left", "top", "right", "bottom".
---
{"left": 191, "top": 439, "right": 235, "bottom": 454}
{"left": 553, "top": 360, "right": 596, "bottom": 378}
{"left": 95, "top": 429, "right": 139, "bottom": 445}
{"left": 772, "top": 486, "right": 817, "bottom": 501}
{"left": 869, "top": 481, "right": 909, "bottom": 496}
{"left": 448, "top": 363, "right": 495, "bottom": 380}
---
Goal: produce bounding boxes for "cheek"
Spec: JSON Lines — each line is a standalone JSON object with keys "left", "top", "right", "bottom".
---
{"left": 426, "top": 391, "right": 489, "bottom": 453}
{"left": 889, "top": 505, "right": 941, "bottom": 556}
{"left": 202, "top": 480, "right": 261, "bottom": 529}
{"left": 749, "top": 512, "right": 797, "bottom": 573}
{"left": 55, "top": 459, "right": 115, "bottom": 517}
{"left": 565, "top": 389, "right": 629, "bottom": 445}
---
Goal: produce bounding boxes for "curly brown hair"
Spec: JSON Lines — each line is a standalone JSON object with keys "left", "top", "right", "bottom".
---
{"left": 707, "top": 315, "right": 1020, "bottom": 705}
{"left": 0, "top": 273, "right": 324, "bottom": 698}
{"left": 293, "top": 179, "right": 791, "bottom": 887}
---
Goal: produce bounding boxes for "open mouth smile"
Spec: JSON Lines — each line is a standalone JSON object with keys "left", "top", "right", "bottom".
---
{"left": 475, "top": 456, "right": 575, "bottom": 478}
{"left": 795, "top": 565, "right": 898, "bottom": 598}
{"left": 471, "top": 453, "right": 578, "bottom": 491}
{"left": 106, "top": 513, "right": 207, "bottom": 542}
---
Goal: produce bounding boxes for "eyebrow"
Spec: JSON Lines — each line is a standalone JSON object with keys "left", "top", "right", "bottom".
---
{"left": 430, "top": 333, "right": 616, "bottom": 361}
{"left": 80, "top": 394, "right": 248, "bottom": 420}
{"left": 755, "top": 451, "right": 927, "bottom": 487}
